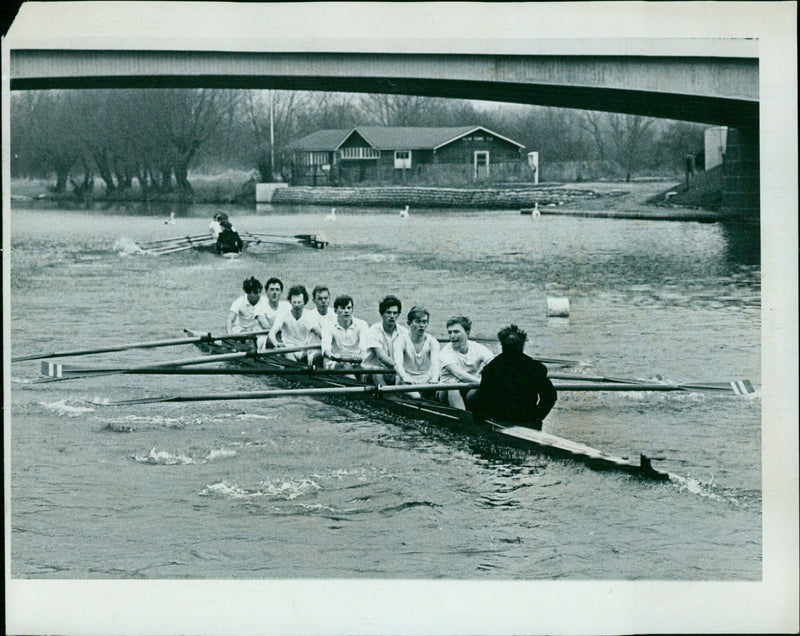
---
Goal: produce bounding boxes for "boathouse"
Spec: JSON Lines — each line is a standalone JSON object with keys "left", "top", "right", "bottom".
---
{"left": 286, "top": 126, "right": 527, "bottom": 186}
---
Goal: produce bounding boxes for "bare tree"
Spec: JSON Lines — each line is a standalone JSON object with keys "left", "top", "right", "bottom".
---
{"left": 242, "top": 90, "right": 306, "bottom": 180}
{"left": 605, "top": 113, "right": 656, "bottom": 181}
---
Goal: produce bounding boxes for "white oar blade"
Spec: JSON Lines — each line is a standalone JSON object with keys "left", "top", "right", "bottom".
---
{"left": 731, "top": 379, "right": 756, "bottom": 395}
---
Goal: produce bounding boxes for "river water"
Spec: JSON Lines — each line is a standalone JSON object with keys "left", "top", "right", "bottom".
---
{"left": 7, "top": 200, "right": 761, "bottom": 584}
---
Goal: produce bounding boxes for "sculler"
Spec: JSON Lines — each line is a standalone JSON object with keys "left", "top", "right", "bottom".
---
{"left": 226, "top": 277, "right": 270, "bottom": 345}
{"left": 392, "top": 306, "right": 440, "bottom": 398}
{"left": 267, "top": 285, "right": 317, "bottom": 361}
{"left": 362, "top": 295, "right": 408, "bottom": 386}
{"left": 469, "top": 324, "right": 557, "bottom": 429}
{"left": 436, "top": 315, "right": 494, "bottom": 409}
{"left": 321, "top": 295, "right": 368, "bottom": 370}
{"left": 215, "top": 219, "right": 243, "bottom": 255}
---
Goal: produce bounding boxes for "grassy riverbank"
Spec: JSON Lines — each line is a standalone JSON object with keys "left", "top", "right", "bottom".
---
{"left": 9, "top": 170, "right": 256, "bottom": 205}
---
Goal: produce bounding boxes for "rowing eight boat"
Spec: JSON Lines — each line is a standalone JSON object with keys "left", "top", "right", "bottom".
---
{"left": 182, "top": 329, "right": 670, "bottom": 481}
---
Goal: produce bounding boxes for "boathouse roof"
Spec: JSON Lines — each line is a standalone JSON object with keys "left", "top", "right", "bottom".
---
{"left": 288, "top": 126, "right": 524, "bottom": 151}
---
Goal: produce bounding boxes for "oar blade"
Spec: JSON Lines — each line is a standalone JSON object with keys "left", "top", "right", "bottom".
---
{"left": 730, "top": 379, "right": 756, "bottom": 395}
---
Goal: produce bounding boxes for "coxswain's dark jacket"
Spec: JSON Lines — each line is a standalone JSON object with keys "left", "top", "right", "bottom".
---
{"left": 216, "top": 228, "right": 243, "bottom": 254}
{"left": 469, "top": 350, "right": 557, "bottom": 424}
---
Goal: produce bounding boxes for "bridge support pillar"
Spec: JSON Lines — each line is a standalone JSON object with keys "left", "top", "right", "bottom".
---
{"left": 721, "top": 127, "right": 759, "bottom": 220}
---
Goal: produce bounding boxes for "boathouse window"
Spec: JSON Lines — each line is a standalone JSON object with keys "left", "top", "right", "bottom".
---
{"left": 340, "top": 147, "right": 380, "bottom": 160}
{"left": 302, "top": 152, "right": 330, "bottom": 166}
{"left": 394, "top": 150, "right": 412, "bottom": 169}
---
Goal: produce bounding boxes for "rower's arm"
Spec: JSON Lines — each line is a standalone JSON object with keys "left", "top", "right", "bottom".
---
{"left": 429, "top": 338, "right": 441, "bottom": 383}
{"left": 392, "top": 338, "right": 410, "bottom": 384}
{"left": 369, "top": 346, "right": 395, "bottom": 369}
{"left": 442, "top": 363, "right": 480, "bottom": 383}
{"left": 226, "top": 311, "right": 237, "bottom": 334}
{"left": 268, "top": 315, "right": 284, "bottom": 348}
{"left": 320, "top": 328, "right": 333, "bottom": 358}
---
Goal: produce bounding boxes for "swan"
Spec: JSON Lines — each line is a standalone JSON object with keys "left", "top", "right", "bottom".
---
{"left": 164, "top": 211, "right": 176, "bottom": 225}
{"left": 325, "top": 207, "right": 337, "bottom": 222}
{"left": 531, "top": 202, "right": 541, "bottom": 218}
{"left": 399, "top": 205, "right": 409, "bottom": 218}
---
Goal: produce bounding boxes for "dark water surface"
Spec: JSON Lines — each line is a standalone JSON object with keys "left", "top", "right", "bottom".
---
{"left": 8, "top": 202, "right": 761, "bottom": 579}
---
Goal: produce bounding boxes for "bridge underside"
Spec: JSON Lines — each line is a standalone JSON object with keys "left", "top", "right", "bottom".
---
{"left": 12, "top": 74, "right": 758, "bottom": 129}
{"left": 10, "top": 48, "right": 760, "bottom": 218}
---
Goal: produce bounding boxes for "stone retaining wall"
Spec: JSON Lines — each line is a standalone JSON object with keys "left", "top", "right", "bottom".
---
{"left": 271, "top": 185, "right": 625, "bottom": 209}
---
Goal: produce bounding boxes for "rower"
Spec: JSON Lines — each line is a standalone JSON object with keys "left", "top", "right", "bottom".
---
{"left": 306, "top": 286, "right": 338, "bottom": 366}
{"left": 226, "top": 277, "right": 270, "bottom": 349}
{"left": 321, "top": 295, "right": 369, "bottom": 370}
{"left": 267, "top": 285, "right": 317, "bottom": 361}
{"left": 468, "top": 324, "right": 557, "bottom": 430}
{"left": 363, "top": 295, "right": 408, "bottom": 385}
{"left": 261, "top": 277, "right": 291, "bottom": 328}
{"left": 215, "top": 219, "right": 243, "bottom": 254}
{"left": 436, "top": 315, "right": 494, "bottom": 409}
{"left": 392, "top": 306, "right": 440, "bottom": 398}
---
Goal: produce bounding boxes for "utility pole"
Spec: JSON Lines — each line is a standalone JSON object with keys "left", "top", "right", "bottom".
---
{"left": 269, "top": 90, "right": 275, "bottom": 181}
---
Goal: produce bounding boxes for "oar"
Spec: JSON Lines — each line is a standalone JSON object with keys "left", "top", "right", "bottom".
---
{"left": 36, "top": 345, "right": 322, "bottom": 382}
{"left": 40, "top": 363, "right": 389, "bottom": 377}
{"left": 94, "top": 381, "right": 481, "bottom": 406}
{"left": 241, "top": 231, "right": 312, "bottom": 248}
{"left": 12, "top": 329, "right": 273, "bottom": 362}
{"left": 137, "top": 234, "right": 210, "bottom": 248}
{"left": 92, "top": 379, "right": 748, "bottom": 407}
{"left": 549, "top": 372, "right": 756, "bottom": 395}
{"left": 149, "top": 239, "right": 216, "bottom": 256}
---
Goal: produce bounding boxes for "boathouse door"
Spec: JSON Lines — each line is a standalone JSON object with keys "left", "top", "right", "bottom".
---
{"left": 473, "top": 151, "right": 490, "bottom": 180}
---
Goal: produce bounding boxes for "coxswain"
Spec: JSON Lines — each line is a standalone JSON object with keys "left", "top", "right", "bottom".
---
{"left": 215, "top": 219, "right": 243, "bottom": 254}
{"left": 468, "top": 324, "right": 557, "bottom": 429}
{"left": 436, "top": 315, "right": 494, "bottom": 409}
{"left": 321, "top": 295, "right": 368, "bottom": 370}
{"left": 362, "top": 295, "right": 408, "bottom": 385}
{"left": 267, "top": 284, "right": 317, "bottom": 361}
{"left": 392, "top": 306, "right": 440, "bottom": 398}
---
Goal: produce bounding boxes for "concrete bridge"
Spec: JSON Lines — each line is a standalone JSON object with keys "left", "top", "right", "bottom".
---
{"left": 9, "top": 39, "right": 758, "bottom": 128}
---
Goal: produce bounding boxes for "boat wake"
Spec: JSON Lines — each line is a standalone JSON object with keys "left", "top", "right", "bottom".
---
{"left": 113, "top": 237, "right": 145, "bottom": 257}
{"left": 38, "top": 399, "right": 96, "bottom": 417}
{"left": 132, "top": 446, "right": 237, "bottom": 465}
{"left": 670, "top": 473, "right": 760, "bottom": 509}
{"left": 199, "top": 477, "right": 322, "bottom": 500}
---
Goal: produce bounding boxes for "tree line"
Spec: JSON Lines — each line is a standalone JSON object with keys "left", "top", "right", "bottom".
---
{"left": 10, "top": 88, "right": 706, "bottom": 195}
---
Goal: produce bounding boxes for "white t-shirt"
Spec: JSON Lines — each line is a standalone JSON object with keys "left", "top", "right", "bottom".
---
{"left": 269, "top": 307, "right": 317, "bottom": 349}
{"left": 392, "top": 331, "right": 440, "bottom": 384}
{"left": 228, "top": 295, "right": 269, "bottom": 333}
{"left": 259, "top": 299, "right": 291, "bottom": 330}
{"left": 439, "top": 340, "right": 494, "bottom": 383}
{"left": 363, "top": 322, "right": 409, "bottom": 369}
{"left": 305, "top": 308, "right": 338, "bottom": 343}
{"left": 322, "top": 318, "right": 369, "bottom": 360}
